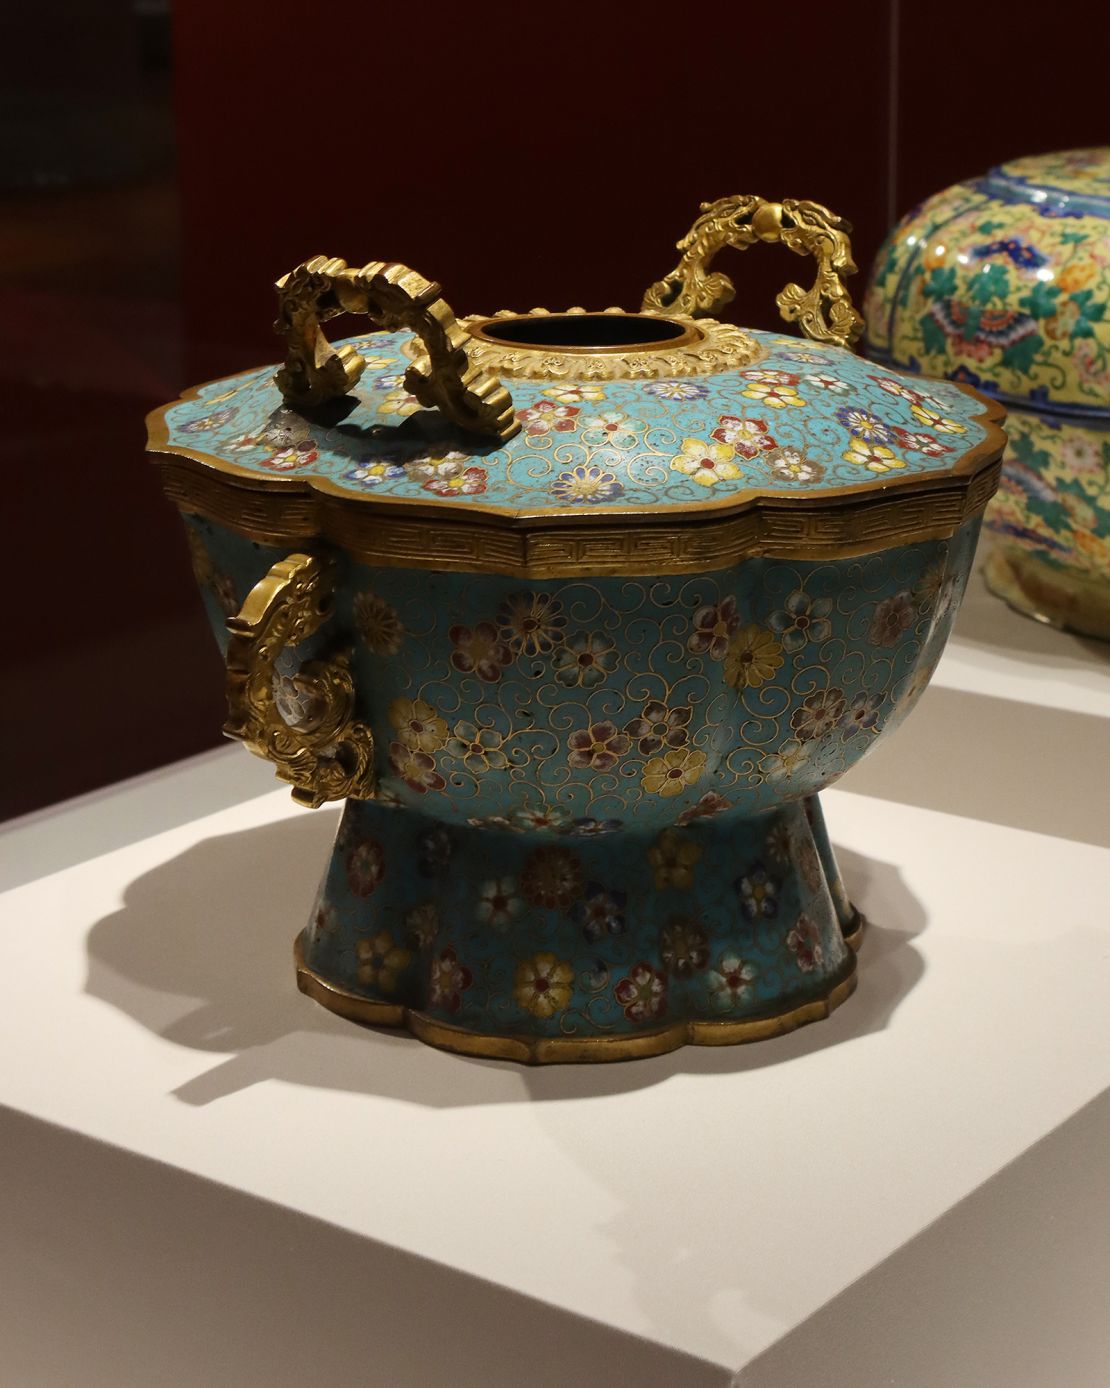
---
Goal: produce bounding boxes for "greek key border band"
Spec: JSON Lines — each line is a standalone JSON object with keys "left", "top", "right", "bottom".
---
{"left": 148, "top": 379, "right": 1004, "bottom": 577}
{"left": 157, "top": 454, "right": 999, "bottom": 577}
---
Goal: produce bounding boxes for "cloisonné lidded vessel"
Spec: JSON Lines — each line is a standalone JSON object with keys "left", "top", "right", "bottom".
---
{"left": 147, "top": 193, "right": 1005, "bottom": 1063}
{"left": 865, "top": 148, "right": 1110, "bottom": 638}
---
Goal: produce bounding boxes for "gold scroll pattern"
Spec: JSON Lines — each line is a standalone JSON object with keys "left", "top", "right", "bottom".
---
{"left": 642, "top": 195, "right": 865, "bottom": 350}
{"left": 275, "top": 256, "right": 519, "bottom": 442}
{"left": 224, "top": 552, "right": 376, "bottom": 807}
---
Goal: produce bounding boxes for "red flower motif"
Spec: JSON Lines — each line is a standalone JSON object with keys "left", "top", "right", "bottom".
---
{"left": 259, "top": 442, "right": 318, "bottom": 471}
{"left": 567, "top": 721, "right": 631, "bottom": 771}
{"left": 346, "top": 838, "right": 385, "bottom": 896}
{"left": 786, "top": 914, "right": 825, "bottom": 972}
{"left": 429, "top": 947, "right": 473, "bottom": 1014}
{"left": 790, "top": 688, "right": 846, "bottom": 741}
{"left": 517, "top": 401, "right": 580, "bottom": 435}
{"left": 675, "top": 791, "right": 733, "bottom": 825}
{"left": 687, "top": 595, "right": 738, "bottom": 660}
{"left": 615, "top": 963, "right": 667, "bottom": 1022}
{"left": 422, "top": 466, "right": 488, "bottom": 497}
{"left": 710, "top": 415, "right": 776, "bottom": 458}
{"left": 388, "top": 742, "right": 447, "bottom": 794}
{"left": 869, "top": 374, "right": 922, "bottom": 403}
{"left": 892, "top": 427, "right": 952, "bottom": 457}
{"left": 869, "top": 591, "right": 915, "bottom": 647}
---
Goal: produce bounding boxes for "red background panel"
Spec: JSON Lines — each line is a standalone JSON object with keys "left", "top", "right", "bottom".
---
{"left": 893, "top": 6, "right": 1110, "bottom": 214}
{"left": 172, "top": 0, "right": 894, "bottom": 381}
{"left": 3, "top": 0, "right": 1107, "bottom": 820}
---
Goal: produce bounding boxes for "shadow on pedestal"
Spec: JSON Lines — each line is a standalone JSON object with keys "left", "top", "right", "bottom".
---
{"left": 0, "top": 1107, "right": 726, "bottom": 1388}
{"left": 732, "top": 1087, "right": 1110, "bottom": 1386}
{"left": 84, "top": 810, "right": 927, "bottom": 1108}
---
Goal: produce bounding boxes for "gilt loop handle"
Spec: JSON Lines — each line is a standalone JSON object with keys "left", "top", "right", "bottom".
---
{"left": 224, "top": 552, "right": 376, "bottom": 809}
{"left": 274, "top": 256, "right": 519, "bottom": 442}
{"left": 642, "top": 195, "right": 864, "bottom": 350}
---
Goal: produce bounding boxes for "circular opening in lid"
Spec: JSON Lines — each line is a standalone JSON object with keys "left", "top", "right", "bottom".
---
{"left": 470, "top": 312, "right": 699, "bottom": 352}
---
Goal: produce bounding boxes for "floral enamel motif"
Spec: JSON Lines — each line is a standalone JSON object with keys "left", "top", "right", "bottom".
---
{"left": 163, "top": 328, "right": 993, "bottom": 516}
{"left": 154, "top": 209, "right": 1005, "bottom": 1059}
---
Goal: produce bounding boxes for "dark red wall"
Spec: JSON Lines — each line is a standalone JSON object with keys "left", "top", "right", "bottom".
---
{"left": 4, "top": 0, "right": 1107, "bottom": 820}
{"left": 173, "top": 1, "right": 893, "bottom": 383}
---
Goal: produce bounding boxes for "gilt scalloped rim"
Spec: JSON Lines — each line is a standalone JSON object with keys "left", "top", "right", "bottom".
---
{"left": 147, "top": 337, "right": 1006, "bottom": 575}
{"left": 294, "top": 929, "right": 861, "bottom": 1065}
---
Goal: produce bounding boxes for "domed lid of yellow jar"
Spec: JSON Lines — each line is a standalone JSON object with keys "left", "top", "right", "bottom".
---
{"left": 148, "top": 195, "right": 1004, "bottom": 578}
{"left": 864, "top": 148, "right": 1110, "bottom": 417}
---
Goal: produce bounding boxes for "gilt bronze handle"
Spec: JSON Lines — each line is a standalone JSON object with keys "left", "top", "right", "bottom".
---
{"left": 224, "top": 552, "right": 375, "bottom": 809}
{"left": 642, "top": 195, "right": 864, "bottom": 350}
{"left": 274, "top": 256, "right": 519, "bottom": 442}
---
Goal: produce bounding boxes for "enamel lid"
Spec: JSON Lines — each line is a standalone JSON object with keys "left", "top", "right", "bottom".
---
{"left": 148, "top": 197, "right": 1005, "bottom": 577}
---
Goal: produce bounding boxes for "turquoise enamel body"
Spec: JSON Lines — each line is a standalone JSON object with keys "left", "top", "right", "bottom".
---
{"left": 180, "top": 504, "right": 979, "bottom": 1059}
{"left": 156, "top": 312, "right": 1001, "bottom": 1062}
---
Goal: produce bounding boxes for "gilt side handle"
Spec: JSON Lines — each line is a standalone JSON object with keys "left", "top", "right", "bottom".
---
{"left": 223, "top": 553, "right": 375, "bottom": 809}
{"left": 642, "top": 195, "right": 864, "bottom": 350}
{"left": 274, "top": 256, "right": 519, "bottom": 442}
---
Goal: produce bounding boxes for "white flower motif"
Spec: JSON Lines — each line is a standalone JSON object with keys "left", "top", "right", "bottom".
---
{"left": 803, "top": 373, "right": 851, "bottom": 394}
{"left": 476, "top": 878, "right": 524, "bottom": 930}
{"left": 644, "top": 380, "right": 708, "bottom": 400}
{"left": 706, "top": 954, "right": 757, "bottom": 1011}
{"left": 761, "top": 739, "right": 814, "bottom": 783}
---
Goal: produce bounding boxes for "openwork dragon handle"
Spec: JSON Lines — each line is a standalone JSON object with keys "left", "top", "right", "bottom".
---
{"left": 275, "top": 256, "right": 519, "bottom": 442}
{"left": 642, "top": 196, "right": 864, "bottom": 350}
{"left": 224, "top": 553, "right": 375, "bottom": 809}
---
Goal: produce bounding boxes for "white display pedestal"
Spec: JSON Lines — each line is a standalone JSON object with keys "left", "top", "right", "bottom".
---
{"left": 3, "top": 554, "right": 1109, "bottom": 1387}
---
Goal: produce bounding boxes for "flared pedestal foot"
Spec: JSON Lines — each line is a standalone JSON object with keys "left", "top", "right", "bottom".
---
{"left": 296, "top": 794, "right": 864, "bottom": 1064}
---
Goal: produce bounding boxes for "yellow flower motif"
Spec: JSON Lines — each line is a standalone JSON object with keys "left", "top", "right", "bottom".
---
{"left": 356, "top": 931, "right": 412, "bottom": 994}
{"left": 378, "top": 388, "right": 421, "bottom": 417}
{"left": 642, "top": 747, "right": 708, "bottom": 797}
{"left": 842, "top": 439, "right": 908, "bottom": 474}
{"left": 1058, "top": 263, "right": 1095, "bottom": 294}
{"left": 742, "top": 381, "right": 806, "bottom": 409}
{"left": 388, "top": 697, "right": 449, "bottom": 753}
{"left": 909, "top": 403, "right": 967, "bottom": 435}
{"left": 647, "top": 829, "right": 703, "bottom": 889}
{"left": 1073, "top": 528, "right": 1110, "bottom": 567}
{"left": 513, "top": 952, "right": 574, "bottom": 1018}
{"left": 358, "top": 353, "right": 397, "bottom": 369}
{"left": 670, "top": 437, "right": 742, "bottom": 487}
{"left": 542, "top": 384, "right": 605, "bottom": 404}
{"left": 724, "top": 625, "right": 784, "bottom": 688}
